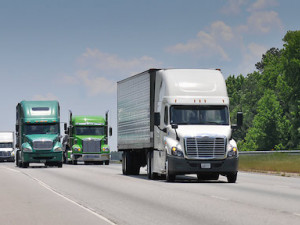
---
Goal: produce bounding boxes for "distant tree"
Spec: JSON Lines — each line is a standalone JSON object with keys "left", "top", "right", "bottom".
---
{"left": 227, "top": 30, "right": 300, "bottom": 150}
{"left": 255, "top": 47, "right": 281, "bottom": 73}
{"left": 282, "top": 30, "right": 300, "bottom": 148}
{"left": 241, "top": 90, "right": 287, "bottom": 150}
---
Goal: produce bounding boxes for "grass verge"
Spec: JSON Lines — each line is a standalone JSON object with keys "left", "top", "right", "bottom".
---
{"left": 239, "top": 153, "right": 300, "bottom": 176}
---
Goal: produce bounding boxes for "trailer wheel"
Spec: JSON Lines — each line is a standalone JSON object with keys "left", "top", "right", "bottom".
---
{"left": 227, "top": 172, "right": 237, "bottom": 183}
{"left": 122, "top": 152, "right": 130, "bottom": 175}
{"left": 122, "top": 152, "right": 140, "bottom": 175}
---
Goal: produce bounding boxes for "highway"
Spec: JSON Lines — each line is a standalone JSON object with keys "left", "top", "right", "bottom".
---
{"left": 0, "top": 162, "right": 300, "bottom": 225}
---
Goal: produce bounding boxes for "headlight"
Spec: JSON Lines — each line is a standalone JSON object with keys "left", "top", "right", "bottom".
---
{"left": 102, "top": 147, "right": 110, "bottom": 152}
{"left": 23, "top": 147, "right": 32, "bottom": 152}
{"left": 74, "top": 147, "right": 81, "bottom": 152}
{"left": 54, "top": 147, "right": 63, "bottom": 152}
{"left": 227, "top": 146, "right": 238, "bottom": 157}
{"left": 171, "top": 146, "right": 184, "bottom": 157}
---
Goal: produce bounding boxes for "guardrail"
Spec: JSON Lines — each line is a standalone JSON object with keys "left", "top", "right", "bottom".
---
{"left": 239, "top": 150, "right": 300, "bottom": 155}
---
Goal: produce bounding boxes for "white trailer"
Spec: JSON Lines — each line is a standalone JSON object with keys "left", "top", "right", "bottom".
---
{"left": 0, "top": 131, "right": 15, "bottom": 162}
{"left": 117, "top": 69, "right": 242, "bottom": 182}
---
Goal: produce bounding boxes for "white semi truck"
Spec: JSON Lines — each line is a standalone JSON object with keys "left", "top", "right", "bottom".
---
{"left": 0, "top": 131, "right": 15, "bottom": 162}
{"left": 117, "top": 69, "right": 243, "bottom": 182}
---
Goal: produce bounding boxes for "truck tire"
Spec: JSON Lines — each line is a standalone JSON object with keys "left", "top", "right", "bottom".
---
{"left": 227, "top": 172, "right": 237, "bottom": 183}
{"left": 22, "top": 162, "right": 29, "bottom": 168}
{"left": 122, "top": 152, "right": 140, "bottom": 175}
{"left": 57, "top": 162, "right": 63, "bottom": 168}
{"left": 166, "top": 160, "right": 175, "bottom": 182}
{"left": 105, "top": 160, "right": 110, "bottom": 165}
{"left": 63, "top": 152, "right": 67, "bottom": 164}
{"left": 147, "top": 151, "right": 157, "bottom": 180}
{"left": 122, "top": 152, "right": 130, "bottom": 175}
{"left": 15, "top": 150, "right": 19, "bottom": 167}
{"left": 16, "top": 151, "right": 23, "bottom": 167}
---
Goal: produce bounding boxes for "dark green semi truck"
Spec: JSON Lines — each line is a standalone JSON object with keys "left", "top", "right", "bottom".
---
{"left": 15, "top": 100, "right": 63, "bottom": 168}
{"left": 62, "top": 111, "right": 111, "bottom": 165}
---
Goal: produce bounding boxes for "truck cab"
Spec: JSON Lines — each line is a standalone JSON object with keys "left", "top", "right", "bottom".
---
{"left": 63, "top": 112, "right": 111, "bottom": 165}
{"left": 15, "top": 101, "right": 63, "bottom": 168}
{"left": 152, "top": 69, "right": 242, "bottom": 182}
{"left": 0, "top": 132, "right": 15, "bottom": 162}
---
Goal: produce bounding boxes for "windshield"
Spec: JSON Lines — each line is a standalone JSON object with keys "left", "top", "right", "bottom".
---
{"left": 74, "top": 126, "right": 105, "bottom": 136}
{"left": 170, "top": 105, "right": 229, "bottom": 125}
{"left": 0, "top": 143, "right": 13, "bottom": 148}
{"left": 24, "top": 123, "right": 59, "bottom": 135}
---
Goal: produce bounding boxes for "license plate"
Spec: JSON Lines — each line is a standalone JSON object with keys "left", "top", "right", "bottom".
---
{"left": 201, "top": 163, "right": 211, "bottom": 169}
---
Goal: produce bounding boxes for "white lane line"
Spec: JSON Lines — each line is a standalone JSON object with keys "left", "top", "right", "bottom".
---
{"left": 210, "top": 195, "right": 229, "bottom": 201}
{"left": 1, "top": 166, "right": 21, "bottom": 173}
{"left": 23, "top": 172, "right": 117, "bottom": 225}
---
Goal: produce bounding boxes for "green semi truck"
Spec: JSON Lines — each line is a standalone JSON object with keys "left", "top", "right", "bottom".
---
{"left": 15, "top": 100, "right": 63, "bottom": 168}
{"left": 62, "top": 111, "right": 111, "bottom": 165}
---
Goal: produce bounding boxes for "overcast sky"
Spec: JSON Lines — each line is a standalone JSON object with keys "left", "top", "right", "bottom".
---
{"left": 0, "top": 0, "right": 299, "bottom": 150}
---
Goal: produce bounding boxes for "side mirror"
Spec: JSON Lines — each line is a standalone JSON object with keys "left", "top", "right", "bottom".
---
{"left": 171, "top": 124, "right": 178, "bottom": 129}
{"left": 109, "top": 127, "right": 112, "bottom": 136}
{"left": 154, "top": 112, "right": 160, "bottom": 126}
{"left": 232, "top": 112, "right": 243, "bottom": 130}
{"left": 237, "top": 112, "right": 243, "bottom": 127}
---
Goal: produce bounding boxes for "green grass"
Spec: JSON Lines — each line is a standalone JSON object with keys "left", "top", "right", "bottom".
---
{"left": 239, "top": 153, "right": 300, "bottom": 175}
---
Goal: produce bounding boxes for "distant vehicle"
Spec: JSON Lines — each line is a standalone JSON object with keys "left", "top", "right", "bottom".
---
{"left": 117, "top": 69, "right": 243, "bottom": 182}
{"left": 62, "top": 111, "right": 112, "bottom": 165}
{"left": 0, "top": 131, "right": 15, "bottom": 162}
{"left": 15, "top": 100, "right": 63, "bottom": 168}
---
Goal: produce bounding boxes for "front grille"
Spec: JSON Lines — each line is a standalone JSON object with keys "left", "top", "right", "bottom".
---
{"left": 82, "top": 139, "right": 101, "bottom": 153}
{"left": 0, "top": 151, "right": 11, "bottom": 157}
{"left": 33, "top": 140, "right": 53, "bottom": 150}
{"left": 185, "top": 136, "right": 226, "bottom": 159}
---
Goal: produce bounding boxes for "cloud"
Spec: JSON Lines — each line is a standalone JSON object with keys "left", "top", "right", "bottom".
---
{"left": 237, "top": 43, "right": 268, "bottom": 75}
{"left": 248, "top": 0, "right": 278, "bottom": 12}
{"left": 77, "top": 70, "right": 117, "bottom": 96}
{"left": 32, "top": 93, "right": 58, "bottom": 101}
{"left": 61, "top": 49, "right": 162, "bottom": 96}
{"left": 78, "top": 48, "right": 162, "bottom": 77}
{"left": 244, "top": 11, "right": 283, "bottom": 33}
{"left": 166, "top": 21, "right": 233, "bottom": 61}
{"left": 221, "top": 0, "right": 248, "bottom": 15}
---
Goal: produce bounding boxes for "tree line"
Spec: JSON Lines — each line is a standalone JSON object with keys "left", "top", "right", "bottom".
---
{"left": 226, "top": 30, "right": 300, "bottom": 151}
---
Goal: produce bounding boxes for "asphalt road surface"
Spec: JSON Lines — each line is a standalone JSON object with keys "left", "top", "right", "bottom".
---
{"left": 0, "top": 162, "right": 300, "bottom": 225}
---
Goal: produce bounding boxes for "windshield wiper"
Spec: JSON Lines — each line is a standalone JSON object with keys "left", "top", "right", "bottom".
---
{"left": 205, "top": 122, "right": 222, "bottom": 125}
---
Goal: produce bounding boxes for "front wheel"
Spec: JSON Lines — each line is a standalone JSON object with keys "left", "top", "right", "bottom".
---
{"left": 227, "top": 172, "right": 237, "bottom": 183}
{"left": 22, "top": 162, "right": 29, "bottom": 168}
{"left": 166, "top": 160, "right": 175, "bottom": 182}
